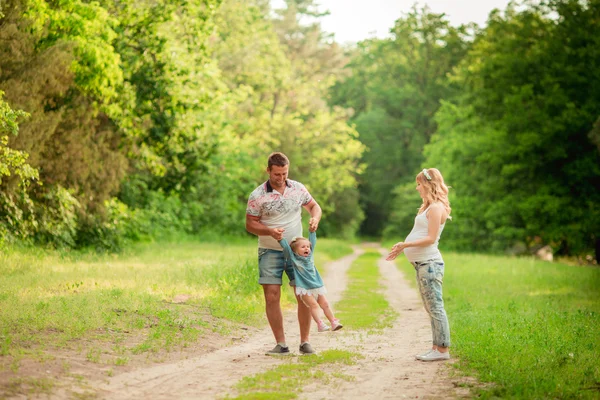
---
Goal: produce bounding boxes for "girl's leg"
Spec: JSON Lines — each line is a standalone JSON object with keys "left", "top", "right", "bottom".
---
{"left": 316, "top": 294, "right": 336, "bottom": 324}
{"left": 300, "top": 294, "right": 323, "bottom": 325}
{"left": 416, "top": 261, "right": 451, "bottom": 351}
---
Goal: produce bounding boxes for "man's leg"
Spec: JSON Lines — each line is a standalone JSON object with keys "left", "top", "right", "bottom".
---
{"left": 294, "top": 288, "right": 312, "bottom": 343}
{"left": 263, "top": 284, "right": 285, "bottom": 343}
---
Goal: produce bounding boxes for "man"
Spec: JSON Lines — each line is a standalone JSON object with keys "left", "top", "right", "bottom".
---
{"left": 246, "top": 152, "right": 322, "bottom": 355}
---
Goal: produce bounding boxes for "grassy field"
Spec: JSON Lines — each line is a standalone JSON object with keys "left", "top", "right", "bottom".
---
{"left": 0, "top": 235, "right": 353, "bottom": 373}
{"left": 395, "top": 252, "right": 600, "bottom": 399}
{"left": 3, "top": 238, "right": 600, "bottom": 399}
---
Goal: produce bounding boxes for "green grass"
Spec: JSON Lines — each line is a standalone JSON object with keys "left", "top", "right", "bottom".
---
{"left": 0, "top": 236, "right": 353, "bottom": 360}
{"left": 225, "top": 350, "right": 360, "bottom": 399}
{"left": 314, "top": 239, "right": 354, "bottom": 264}
{"left": 335, "top": 250, "right": 397, "bottom": 331}
{"left": 395, "top": 252, "right": 600, "bottom": 399}
{"left": 0, "top": 240, "right": 261, "bottom": 360}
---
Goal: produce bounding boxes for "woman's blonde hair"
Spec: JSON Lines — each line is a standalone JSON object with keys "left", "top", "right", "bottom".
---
{"left": 417, "top": 168, "right": 452, "bottom": 217}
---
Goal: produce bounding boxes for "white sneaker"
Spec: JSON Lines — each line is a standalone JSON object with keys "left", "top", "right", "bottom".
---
{"left": 415, "top": 349, "right": 434, "bottom": 358}
{"left": 416, "top": 349, "right": 450, "bottom": 361}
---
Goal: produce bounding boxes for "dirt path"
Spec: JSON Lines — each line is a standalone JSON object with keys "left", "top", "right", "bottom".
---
{"left": 88, "top": 245, "right": 471, "bottom": 399}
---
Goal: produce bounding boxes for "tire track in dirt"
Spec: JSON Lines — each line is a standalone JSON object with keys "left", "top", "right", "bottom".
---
{"left": 86, "top": 245, "right": 471, "bottom": 399}
{"left": 89, "top": 250, "right": 362, "bottom": 400}
{"left": 298, "top": 247, "right": 471, "bottom": 399}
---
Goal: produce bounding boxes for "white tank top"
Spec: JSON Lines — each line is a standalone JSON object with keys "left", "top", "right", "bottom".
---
{"left": 403, "top": 204, "right": 446, "bottom": 262}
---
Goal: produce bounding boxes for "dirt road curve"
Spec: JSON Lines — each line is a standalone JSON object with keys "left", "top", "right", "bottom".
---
{"left": 88, "top": 246, "right": 471, "bottom": 399}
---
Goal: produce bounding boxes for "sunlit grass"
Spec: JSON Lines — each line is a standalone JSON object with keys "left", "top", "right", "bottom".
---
{"left": 0, "top": 236, "right": 360, "bottom": 398}
{"left": 0, "top": 236, "right": 353, "bottom": 360}
{"left": 226, "top": 350, "right": 360, "bottom": 400}
{"left": 335, "top": 250, "right": 397, "bottom": 331}
{"left": 0, "top": 240, "right": 260, "bottom": 358}
{"left": 395, "top": 252, "right": 600, "bottom": 399}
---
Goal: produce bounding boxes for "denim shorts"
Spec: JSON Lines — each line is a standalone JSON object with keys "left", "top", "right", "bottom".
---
{"left": 258, "top": 248, "right": 295, "bottom": 285}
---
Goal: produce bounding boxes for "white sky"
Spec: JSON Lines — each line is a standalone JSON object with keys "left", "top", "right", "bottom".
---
{"left": 272, "top": 0, "right": 513, "bottom": 44}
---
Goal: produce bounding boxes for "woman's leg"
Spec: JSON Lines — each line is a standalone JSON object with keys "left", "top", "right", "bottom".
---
{"left": 416, "top": 260, "right": 451, "bottom": 352}
{"left": 415, "top": 269, "right": 436, "bottom": 350}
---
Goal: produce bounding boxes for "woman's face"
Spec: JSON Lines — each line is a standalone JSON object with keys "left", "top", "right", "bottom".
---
{"left": 416, "top": 179, "right": 427, "bottom": 199}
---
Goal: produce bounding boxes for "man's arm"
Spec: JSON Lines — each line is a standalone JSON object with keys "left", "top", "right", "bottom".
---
{"left": 303, "top": 200, "right": 322, "bottom": 232}
{"left": 246, "top": 215, "right": 284, "bottom": 240}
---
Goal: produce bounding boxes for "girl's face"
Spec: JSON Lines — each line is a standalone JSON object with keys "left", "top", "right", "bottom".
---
{"left": 294, "top": 240, "right": 312, "bottom": 257}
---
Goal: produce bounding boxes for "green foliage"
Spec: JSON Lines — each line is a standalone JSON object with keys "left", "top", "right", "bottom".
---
{"left": 0, "top": 0, "right": 365, "bottom": 248}
{"left": 0, "top": 92, "right": 39, "bottom": 243}
{"left": 0, "top": 0, "right": 128, "bottom": 247}
{"left": 212, "top": 0, "right": 365, "bottom": 238}
{"left": 383, "top": 181, "right": 422, "bottom": 239}
{"left": 424, "top": 0, "right": 600, "bottom": 255}
{"left": 330, "top": 6, "right": 471, "bottom": 236}
{"left": 100, "top": 0, "right": 224, "bottom": 191}
{"left": 33, "top": 186, "right": 80, "bottom": 247}
{"left": 269, "top": 1, "right": 364, "bottom": 236}
{"left": 0, "top": 93, "right": 38, "bottom": 188}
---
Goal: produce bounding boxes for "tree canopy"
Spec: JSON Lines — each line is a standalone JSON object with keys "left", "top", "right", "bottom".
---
{"left": 0, "top": 0, "right": 598, "bottom": 259}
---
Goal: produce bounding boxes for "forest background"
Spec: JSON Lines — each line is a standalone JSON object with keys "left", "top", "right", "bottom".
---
{"left": 0, "top": 0, "right": 599, "bottom": 260}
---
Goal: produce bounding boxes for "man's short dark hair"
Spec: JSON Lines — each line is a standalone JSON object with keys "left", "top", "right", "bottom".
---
{"left": 268, "top": 152, "right": 290, "bottom": 169}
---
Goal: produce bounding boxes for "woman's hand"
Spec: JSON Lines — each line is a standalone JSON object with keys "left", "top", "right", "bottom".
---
{"left": 386, "top": 242, "right": 406, "bottom": 261}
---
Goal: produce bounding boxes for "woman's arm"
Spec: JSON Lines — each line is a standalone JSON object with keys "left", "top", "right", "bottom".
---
{"left": 386, "top": 204, "right": 444, "bottom": 260}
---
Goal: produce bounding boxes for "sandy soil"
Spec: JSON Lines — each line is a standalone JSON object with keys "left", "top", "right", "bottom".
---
{"left": 84, "top": 245, "right": 473, "bottom": 400}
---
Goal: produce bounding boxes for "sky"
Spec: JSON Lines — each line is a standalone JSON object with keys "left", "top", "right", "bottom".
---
{"left": 272, "top": 0, "right": 513, "bottom": 44}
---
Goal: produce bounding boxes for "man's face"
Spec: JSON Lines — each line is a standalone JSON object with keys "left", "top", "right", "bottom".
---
{"left": 267, "top": 165, "right": 289, "bottom": 189}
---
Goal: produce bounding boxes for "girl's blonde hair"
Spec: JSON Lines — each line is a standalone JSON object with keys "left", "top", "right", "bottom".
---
{"left": 290, "top": 237, "right": 311, "bottom": 252}
{"left": 416, "top": 168, "right": 452, "bottom": 217}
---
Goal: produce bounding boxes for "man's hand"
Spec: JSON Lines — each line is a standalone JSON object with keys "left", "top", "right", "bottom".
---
{"left": 271, "top": 228, "right": 285, "bottom": 241}
{"left": 308, "top": 217, "right": 320, "bottom": 232}
{"left": 386, "top": 242, "right": 406, "bottom": 261}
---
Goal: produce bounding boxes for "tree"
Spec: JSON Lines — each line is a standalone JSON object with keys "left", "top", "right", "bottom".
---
{"left": 330, "top": 6, "right": 471, "bottom": 236}
{"left": 0, "top": 0, "right": 127, "bottom": 245}
{"left": 424, "top": 0, "right": 600, "bottom": 255}
{"left": 212, "top": 0, "right": 365, "bottom": 236}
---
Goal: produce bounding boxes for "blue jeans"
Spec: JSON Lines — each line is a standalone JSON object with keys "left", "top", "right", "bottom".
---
{"left": 412, "top": 259, "right": 451, "bottom": 348}
{"left": 258, "top": 248, "right": 295, "bottom": 286}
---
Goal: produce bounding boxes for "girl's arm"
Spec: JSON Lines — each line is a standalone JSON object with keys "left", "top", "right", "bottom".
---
{"left": 309, "top": 230, "right": 317, "bottom": 251}
{"left": 279, "top": 238, "right": 293, "bottom": 259}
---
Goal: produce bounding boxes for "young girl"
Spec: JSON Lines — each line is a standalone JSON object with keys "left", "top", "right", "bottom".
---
{"left": 386, "top": 168, "right": 451, "bottom": 361}
{"left": 277, "top": 230, "right": 343, "bottom": 333}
